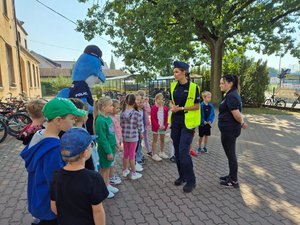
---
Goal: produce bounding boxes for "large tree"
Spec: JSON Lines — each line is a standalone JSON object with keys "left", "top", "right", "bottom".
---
{"left": 77, "top": 0, "right": 300, "bottom": 103}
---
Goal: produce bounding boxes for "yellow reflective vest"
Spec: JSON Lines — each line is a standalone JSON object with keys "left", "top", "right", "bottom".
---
{"left": 169, "top": 81, "right": 201, "bottom": 129}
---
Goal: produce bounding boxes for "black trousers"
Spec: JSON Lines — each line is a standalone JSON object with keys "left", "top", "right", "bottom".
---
{"left": 171, "top": 118, "right": 196, "bottom": 185}
{"left": 220, "top": 128, "right": 241, "bottom": 181}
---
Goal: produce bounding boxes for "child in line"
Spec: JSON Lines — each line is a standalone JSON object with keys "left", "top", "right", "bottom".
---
{"left": 20, "top": 97, "right": 87, "bottom": 225}
{"left": 198, "top": 91, "right": 215, "bottom": 153}
{"left": 17, "top": 99, "right": 46, "bottom": 145}
{"left": 136, "top": 90, "right": 151, "bottom": 157}
{"left": 109, "top": 99, "right": 122, "bottom": 185}
{"left": 134, "top": 93, "right": 145, "bottom": 171}
{"left": 150, "top": 93, "right": 168, "bottom": 161}
{"left": 69, "top": 98, "right": 100, "bottom": 171}
{"left": 120, "top": 94, "right": 143, "bottom": 180}
{"left": 94, "top": 97, "right": 118, "bottom": 199}
{"left": 50, "top": 128, "right": 108, "bottom": 225}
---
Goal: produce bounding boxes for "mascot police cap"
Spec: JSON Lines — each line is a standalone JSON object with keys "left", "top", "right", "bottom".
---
{"left": 71, "top": 45, "right": 106, "bottom": 83}
{"left": 84, "top": 45, "right": 104, "bottom": 66}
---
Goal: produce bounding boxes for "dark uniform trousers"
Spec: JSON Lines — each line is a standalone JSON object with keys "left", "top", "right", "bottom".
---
{"left": 171, "top": 118, "right": 196, "bottom": 185}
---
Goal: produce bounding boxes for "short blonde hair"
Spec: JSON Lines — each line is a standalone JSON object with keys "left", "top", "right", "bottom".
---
{"left": 202, "top": 91, "right": 212, "bottom": 98}
{"left": 136, "top": 90, "right": 146, "bottom": 97}
{"left": 26, "top": 99, "right": 47, "bottom": 119}
{"left": 155, "top": 93, "right": 163, "bottom": 100}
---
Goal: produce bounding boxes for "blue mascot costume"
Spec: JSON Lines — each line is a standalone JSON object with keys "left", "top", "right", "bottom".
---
{"left": 57, "top": 45, "right": 106, "bottom": 170}
{"left": 58, "top": 45, "right": 106, "bottom": 134}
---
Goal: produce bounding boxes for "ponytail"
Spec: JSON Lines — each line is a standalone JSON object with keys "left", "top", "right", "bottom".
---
{"left": 122, "top": 94, "right": 136, "bottom": 111}
{"left": 223, "top": 74, "right": 239, "bottom": 91}
{"left": 185, "top": 72, "right": 191, "bottom": 81}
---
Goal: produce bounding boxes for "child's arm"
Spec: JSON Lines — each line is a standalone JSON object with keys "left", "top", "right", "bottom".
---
{"left": 92, "top": 203, "right": 106, "bottom": 225}
{"left": 50, "top": 200, "right": 57, "bottom": 215}
{"left": 208, "top": 104, "right": 215, "bottom": 123}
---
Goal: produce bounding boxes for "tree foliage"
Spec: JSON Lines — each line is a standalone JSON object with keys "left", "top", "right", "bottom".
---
{"left": 77, "top": 0, "right": 300, "bottom": 103}
{"left": 224, "top": 56, "right": 269, "bottom": 107}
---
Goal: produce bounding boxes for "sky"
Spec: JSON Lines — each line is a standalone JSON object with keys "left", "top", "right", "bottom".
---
{"left": 15, "top": 0, "right": 300, "bottom": 72}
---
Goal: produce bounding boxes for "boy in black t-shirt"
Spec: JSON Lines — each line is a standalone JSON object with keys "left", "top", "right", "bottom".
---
{"left": 50, "top": 128, "right": 109, "bottom": 225}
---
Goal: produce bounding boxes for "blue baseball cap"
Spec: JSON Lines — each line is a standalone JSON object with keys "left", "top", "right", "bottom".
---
{"left": 173, "top": 61, "right": 189, "bottom": 71}
{"left": 60, "top": 128, "right": 97, "bottom": 158}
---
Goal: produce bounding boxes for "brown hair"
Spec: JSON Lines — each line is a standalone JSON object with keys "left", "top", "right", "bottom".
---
{"left": 155, "top": 93, "right": 163, "bottom": 101}
{"left": 26, "top": 99, "right": 47, "bottom": 119}
{"left": 69, "top": 98, "right": 88, "bottom": 111}
{"left": 122, "top": 94, "right": 136, "bottom": 112}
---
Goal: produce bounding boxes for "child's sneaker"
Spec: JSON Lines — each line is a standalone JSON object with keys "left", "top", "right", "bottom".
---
{"left": 159, "top": 152, "right": 169, "bottom": 159}
{"left": 110, "top": 175, "right": 122, "bottom": 185}
{"left": 135, "top": 162, "right": 144, "bottom": 172}
{"left": 107, "top": 191, "right": 115, "bottom": 199}
{"left": 147, "top": 152, "right": 152, "bottom": 157}
{"left": 197, "top": 147, "right": 203, "bottom": 153}
{"left": 169, "top": 155, "right": 176, "bottom": 163}
{"left": 152, "top": 154, "right": 162, "bottom": 161}
{"left": 131, "top": 172, "right": 142, "bottom": 180}
{"left": 107, "top": 184, "right": 119, "bottom": 193}
{"left": 122, "top": 169, "right": 130, "bottom": 178}
{"left": 203, "top": 146, "right": 208, "bottom": 153}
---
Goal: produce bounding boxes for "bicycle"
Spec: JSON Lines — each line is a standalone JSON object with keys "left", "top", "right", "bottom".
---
{"left": 264, "top": 94, "right": 286, "bottom": 108}
{"left": 0, "top": 102, "right": 32, "bottom": 137}
{"left": 291, "top": 92, "right": 300, "bottom": 110}
{"left": 0, "top": 116, "right": 8, "bottom": 143}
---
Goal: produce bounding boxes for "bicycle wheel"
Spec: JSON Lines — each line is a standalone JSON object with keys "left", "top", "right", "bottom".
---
{"left": 275, "top": 100, "right": 286, "bottom": 108}
{"left": 7, "top": 113, "right": 32, "bottom": 137}
{"left": 0, "top": 119, "right": 8, "bottom": 143}
{"left": 264, "top": 99, "right": 272, "bottom": 105}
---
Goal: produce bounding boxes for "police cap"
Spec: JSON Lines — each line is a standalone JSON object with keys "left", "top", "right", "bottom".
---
{"left": 173, "top": 61, "right": 189, "bottom": 71}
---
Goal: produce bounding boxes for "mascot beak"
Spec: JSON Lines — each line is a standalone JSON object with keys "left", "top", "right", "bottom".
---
{"left": 98, "top": 70, "right": 106, "bottom": 83}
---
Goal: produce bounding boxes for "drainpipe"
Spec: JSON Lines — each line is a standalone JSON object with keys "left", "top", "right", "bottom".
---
{"left": 12, "top": 0, "right": 23, "bottom": 93}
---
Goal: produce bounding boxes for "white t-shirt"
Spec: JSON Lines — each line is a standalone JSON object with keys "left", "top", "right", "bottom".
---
{"left": 158, "top": 106, "right": 164, "bottom": 127}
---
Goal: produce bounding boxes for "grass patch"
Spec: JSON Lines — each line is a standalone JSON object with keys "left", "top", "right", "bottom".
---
{"left": 243, "top": 107, "right": 292, "bottom": 115}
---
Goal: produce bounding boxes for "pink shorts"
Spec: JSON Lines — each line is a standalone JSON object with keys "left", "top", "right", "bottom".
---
{"left": 123, "top": 142, "right": 138, "bottom": 160}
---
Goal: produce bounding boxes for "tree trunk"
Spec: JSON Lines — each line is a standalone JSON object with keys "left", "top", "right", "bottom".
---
{"left": 210, "top": 38, "right": 224, "bottom": 105}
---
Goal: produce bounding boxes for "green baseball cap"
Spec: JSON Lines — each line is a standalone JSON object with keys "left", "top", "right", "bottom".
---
{"left": 42, "top": 97, "right": 88, "bottom": 120}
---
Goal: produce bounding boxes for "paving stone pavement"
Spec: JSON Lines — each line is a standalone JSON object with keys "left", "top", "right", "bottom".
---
{"left": 0, "top": 113, "right": 300, "bottom": 225}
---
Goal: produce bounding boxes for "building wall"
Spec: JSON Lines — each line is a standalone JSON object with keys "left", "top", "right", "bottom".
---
{"left": 0, "top": 0, "right": 41, "bottom": 99}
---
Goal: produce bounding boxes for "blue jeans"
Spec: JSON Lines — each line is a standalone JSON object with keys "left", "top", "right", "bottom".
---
{"left": 135, "top": 139, "right": 143, "bottom": 163}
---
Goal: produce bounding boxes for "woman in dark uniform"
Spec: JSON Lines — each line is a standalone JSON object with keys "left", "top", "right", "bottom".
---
{"left": 218, "top": 75, "right": 248, "bottom": 188}
{"left": 169, "top": 61, "right": 200, "bottom": 193}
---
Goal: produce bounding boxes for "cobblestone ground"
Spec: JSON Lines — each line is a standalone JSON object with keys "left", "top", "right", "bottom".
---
{"left": 0, "top": 113, "right": 299, "bottom": 225}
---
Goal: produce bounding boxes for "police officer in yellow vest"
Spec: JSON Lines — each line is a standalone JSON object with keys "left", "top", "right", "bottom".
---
{"left": 169, "top": 61, "right": 201, "bottom": 193}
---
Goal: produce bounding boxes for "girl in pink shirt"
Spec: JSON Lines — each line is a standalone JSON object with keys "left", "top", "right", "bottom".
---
{"left": 109, "top": 99, "right": 123, "bottom": 185}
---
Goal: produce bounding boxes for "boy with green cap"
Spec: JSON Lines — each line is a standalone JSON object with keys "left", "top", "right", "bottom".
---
{"left": 20, "top": 97, "right": 87, "bottom": 225}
